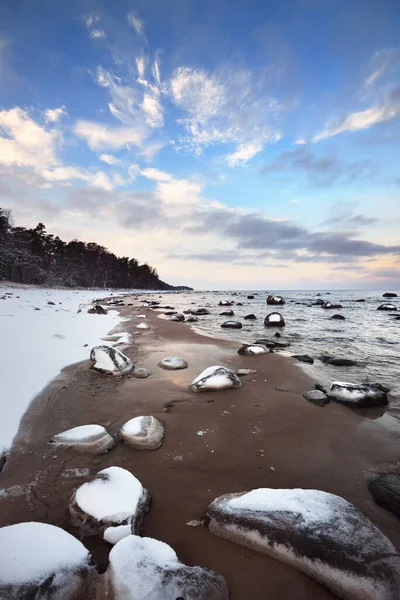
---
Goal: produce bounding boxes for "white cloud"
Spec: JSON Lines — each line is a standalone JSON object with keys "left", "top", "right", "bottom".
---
{"left": 90, "top": 29, "right": 106, "bottom": 39}
{"left": 226, "top": 140, "right": 277, "bottom": 167}
{"left": 127, "top": 12, "right": 144, "bottom": 36}
{"left": 128, "top": 164, "right": 140, "bottom": 180}
{"left": 141, "top": 168, "right": 173, "bottom": 182}
{"left": 136, "top": 57, "right": 145, "bottom": 79}
{"left": 40, "top": 166, "right": 88, "bottom": 182}
{"left": 74, "top": 120, "right": 147, "bottom": 150}
{"left": 43, "top": 107, "right": 67, "bottom": 123}
{"left": 364, "top": 47, "right": 400, "bottom": 87}
{"left": 141, "top": 93, "right": 163, "bottom": 127}
{"left": 99, "top": 153, "right": 121, "bottom": 165}
{"left": 91, "top": 171, "right": 114, "bottom": 191}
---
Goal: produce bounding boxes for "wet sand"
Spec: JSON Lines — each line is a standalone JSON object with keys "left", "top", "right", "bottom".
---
{"left": 1, "top": 298, "right": 400, "bottom": 599}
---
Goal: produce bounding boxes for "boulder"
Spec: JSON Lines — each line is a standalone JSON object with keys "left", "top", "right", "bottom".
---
{"left": 274, "top": 340, "right": 291, "bottom": 348}
{"left": 326, "top": 358, "right": 357, "bottom": 367}
{"left": 383, "top": 293, "right": 398, "bottom": 298}
{"left": 368, "top": 474, "right": 400, "bottom": 519}
{"left": 187, "top": 316, "right": 199, "bottom": 322}
{"left": 237, "top": 344, "right": 269, "bottom": 355}
{"left": 312, "top": 299, "right": 325, "bottom": 306}
{"left": 221, "top": 320, "right": 242, "bottom": 329}
{"left": 87, "top": 304, "right": 108, "bottom": 315}
{"left": 247, "top": 295, "right": 255, "bottom": 299}
{"left": 327, "top": 381, "right": 388, "bottom": 408}
{"left": 0, "top": 522, "right": 97, "bottom": 599}
{"left": 136, "top": 322, "right": 151, "bottom": 329}
{"left": 158, "top": 356, "right": 188, "bottom": 370}
{"left": 0, "top": 447, "right": 5, "bottom": 473}
{"left": 244, "top": 313, "right": 257, "bottom": 320}
{"left": 218, "top": 301, "right": 233, "bottom": 306}
{"left": 190, "top": 366, "right": 242, "bottom": 393}
{"left": 132, "top": 367, "right": 151, "bottom": 379}
{"left": 101, "top": 535, "right": 229, "bottom": 600}
{"left": 330, "top": 314, "right": 345, "bottom": 320}
{"left": 236, "top": 369, "right": 257, "bottom": 377}
{"left": 204, "top": 488, "right": 400, "bottom": 600}
{"left": 120, "top": 416, "right": 164, "bottom": 450}
{"left": 322, "top": 302, "right": 343, "bottom": 309}
{"left": 292, "top": 354, "right": 314, "bottom": 364}
{"left": 236, "top": 302, "right": 243, "bottom": 306}
{"left": 170, "top": 313, "right": 185, "bottom": 322}
{"left": 192, "top": 308, "right": 210, "bottom": 315}
{"left": 49, "top": 424, "right": 114, "bottom": 454}
{"left": 220, "top": 309, "right": 234, "bottom": 316}
{"left": 70, "top": 466, "right": 150, "bottom": 545}
{"left": 266, "top": 295, "right": 285, "bottom": 305}
{"left": 355, "top": 298, "right": 366, "bottom": 302}
{"left": 164, "top": 311, "right": 177, "bottom": 316}
{"left": 315, "top": 382, "right": 328, "bottom": 394}
{"left": 90, "top": 346, "right": 133, "bottom": 375}
{"left": 253, "top": 338, "right": 277, "bottom": 348}
{"left": 377, "top": 304, "right": 397, "bottom": 311}
{"left": 302, "top": 390, "right": 329, "bottom": 407}
{"left": 264, "top": 312, "right": 285, "bottom": 327}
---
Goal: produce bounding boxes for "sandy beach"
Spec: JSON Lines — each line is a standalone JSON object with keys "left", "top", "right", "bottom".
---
{"left": 1, "top": 297, "right": 400, "bottom": 599}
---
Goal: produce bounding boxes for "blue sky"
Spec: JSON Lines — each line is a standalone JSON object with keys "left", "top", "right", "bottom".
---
{"left": 0, "top": 0, "right": 399, "bottom": 289}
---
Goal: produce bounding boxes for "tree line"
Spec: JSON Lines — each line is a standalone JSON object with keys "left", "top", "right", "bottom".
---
{"left": 0, "top": 208, "right": 187, "bottom": 290}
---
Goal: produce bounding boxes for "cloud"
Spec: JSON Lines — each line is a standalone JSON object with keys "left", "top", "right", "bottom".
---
{"left": 364, "top": 47, "right": 400, "bottom": 87}
{"left": 43, "top": 107, "right": 67, "bottom": 123}
{"left": 226, "top": 141, "right": 265, "bottom": 167}
{"left": 74, "top": 120, "right": 147, "bottom": 151}
{"left": 90, "top": 29, "right": 106, "bottom": 39}
{"left": 40, "top": 166, "right": 114, "bottom": 190}
{"left": 99, "top": 154, "right": 121, "bottom": 165}
{"left": 322, "top": 202, "right": 379, "bottom": 229}
{"left": 141, "top": 168, "right": 173, "bottom": 182}
{"left": 141, "top": 93, "right": 163, "bottom": 128}
{"left": 84, "top": 14, "right": 106, "bottom": 40}
{"left": 127, "top": 12, "right": 145, "bottom": 36}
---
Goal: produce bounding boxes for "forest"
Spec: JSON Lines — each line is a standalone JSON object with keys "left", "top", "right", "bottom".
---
{"left": 0, "top": 208, "right": 188, "bottom": 290}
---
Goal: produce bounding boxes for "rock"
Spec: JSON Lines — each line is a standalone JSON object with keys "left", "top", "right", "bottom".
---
{"left": 87, "top": 304, "right": 108, "bottom": 315}
{"left": 253, "top": 338, "right": 277, "bottom": 348}
{"left": 273, "top": 340, "right": 291, "bottom": 348}
{"left": 69, "top": 466, "right": 150, "bottom": 544}
{"left": 190, "top": 366, "right": 242, "bottom": 393}
{"left": 369, "top": 382, "right": 391, "bottom": 393}
{"left": 312, "top": 299, "right": 325, "bottom": 306}
{"left": 236, "top": 369, "right": 257, "bottom": 377}
{"left": 158, "top": 356, "right": 188, "bottom": 370}
{"left": 0, "top": 522, "right": 96, "bottom": 599}
{"left": 102, "top": 535, "right": 229, "bottom": 600}
{"left": 266, "top": 295, "right": 285, "bottom": 305}
{"left": 221, "top": 320, "right": 242, "bottom": 329}
{"left": 368, "top": 474, "right": 400, "bottom": 519}
{"left": 204, "top": 488, "right": 400, "bottom": 600}
{"left": 302, "top": 390, "right": 329, "bottom": 406}
{"left": 187, "top": 316, "right": 199, "bottom": 322}
{"left": 247, "top": 295, "right": 255, "bottom": 299}
{"left": 322, "top": 301, "right": 343, "bottom": 309}
{"left": 192, "top": 308, "right": 210, "bottom": 315}
{"left": 292, "top": 354, "right": 314, "bottom": 364}
{"left": 170, "top": 313, "right": 185, "bottom": 321}
{"left": 318, "top": 354, "right": 334, "bottom": 363}
{"left": 120, "top": 416, "right": 164, "bottom": 450}
{"left": 315, "top": 382, "right": 328, "bottom": 394}
{"left": 355, "top": 298, "right": 366, "bottom": 302}
{"left": 377, "top": 304, "right": 397, "bottom": 311}
{"left": 237, "top": 344, "right": 269, "bottom": 355}
{"left": 0, "top": 447, "right": 5, "bottom": 472}
{"left": 327, "top": 358, "right": 357, "bottom": 366}
{"left": 264, "top": 312, "right": 285, "bottom": 327}
{"left": 220, "top": 309, "right": 234, "bottom": 316}
{"left": 330, "top": 314, "right": 345, "bottom": 320}
{"left": 236, "top": 302, "right": 243, "bottom": 306}
{"left": 90, "top": 346, "right": 133, "bottom": 375}
{"left": 49, "top": 424, "right": 114, "bottom": 454}
{"left": 383, "top": 293, "right": 398, "bottom": 298}
{"left": 164, "top": 310, "right": 177, "bottom": 316}
{"left": 136, "top": 322, "right": 151, "bottom": 329}
{"left": 327, "top": 381, "right": 388, "bottom": 408}
{"left": 132, "top": 367, "right": 151, "bottom": 378}
{"left": 218, "top": 300, "right": 233, "bottom": 306}
{"left": 47, "top": 301, "right": 56, "bottom": 305}
{"left": 244, "top": 313, "right": 257, "bottom": 320}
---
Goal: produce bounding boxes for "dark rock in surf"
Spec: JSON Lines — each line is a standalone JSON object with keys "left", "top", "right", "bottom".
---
{"left": 383, "top": 293, "right": 398, "bottom": 298}
{"left": 264, "top": 312, "right": 285, "bottom": 327}
{"left": 266, "top": 295, "right": 285, "bottom": 305}
{"left": 247, "top": 295, "right": 255, "bottom": 299}
{"left": 377, "top": 304, "right": 397, "bottom": 311}
{"left": 330, "top": 314, "right": 345, "bottom": 320}
{"left": 221, "top": 320, "right": 242, "bottom": 329}
{"left": 88, "top": 304, "right": 108, "bottom": 315}
{"left": 192, "top": 308, "right": 210, "bottom": 315}
{"left": 315, "top": 382, "right": 328, "bottom": 394}
{"left": 368, "top": 474, "right": 400, "bottom": 519}
{"left": 244, "top": 314, "right": 257, "bottom": 320}
{"left": 218, "top": 301, "right": 233, "bottom": 307}
{"left": 302, "top": 390, "right": 329, "bottom": 407}
{"left": 292, "top": 354, "right": 314, "bottom": 364}
{"left": 220, "top": 309, "right": 234, "bottom": 316}
{"left": 237, "top": 344, "right": 269, "bottom": 356}
{"left": 355, "top": 299, "right": 366, "bottom": 302}
{"left": 327, "top": 382, "right": 388, "bottom": 408}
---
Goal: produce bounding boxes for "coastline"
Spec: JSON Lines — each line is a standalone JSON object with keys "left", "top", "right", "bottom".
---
{"left": 1, "top": 295, "right": 400, "bottom": 599}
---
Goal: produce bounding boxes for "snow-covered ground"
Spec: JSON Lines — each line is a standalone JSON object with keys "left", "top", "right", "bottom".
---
{"left": 0, "top": 285, "right": 125, "bottom": 448}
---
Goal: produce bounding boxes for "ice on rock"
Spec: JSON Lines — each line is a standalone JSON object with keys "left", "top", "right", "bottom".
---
{"left": 0, "top": 522, "right": 96, "bottom": 599}
{"left": 120, "top": 416, "right": 164, "bottom": 450}
{"left": 190, "top": 366, "right": 242, "bottom": 393}
{"left": 237, "top": 344, "right": 269, "bottom": 355}
{"left": 264, "top": 312, "right": 285, "bottom": 327}
{"left": 69, "top": 466, "right": 150, "bottom": 544}
{"left": 158, "top": 356, "right": 188, "bottom": 370}
{"left": 205, "top": 488, "right": 400, "bottom": 600}
{"left": 90, "top": 345, "right": 133, "bottom": 375}
{"left": 50, "top": 424, "right": 114, "bottom": 454}
{"left": 328, "top": 381, "right": 388, "bottom": 408}
{"left": 136, "top": 322, "right": 150, "bottom": 329}
{"left": 101, "top": 535, "right": 229, "bottom": 600}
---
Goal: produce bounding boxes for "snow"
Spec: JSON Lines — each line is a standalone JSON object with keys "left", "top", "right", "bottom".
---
{"left": 75, "top": 466, "right": 144, "bottom": 523}
{"left": 52, "top": 424, "right": 105, "bottom": 442}
{"left": 136, "top": 322, "right": 150, "bottom": 329}
{"left": 104, "top": 524, "right": 133, "bottom": 545}
{"left": 121, "top": 417, "right": 144, "bottom": 436}
{"left": 0, "top": 522, "right": 89, "bottom": 585}
{"left": 329, "top": 381, "right": 382, "bottom": 403}
{"left": 0, "top": 286, "right": 124, "bottom": 447}
{"left": 268, "top": 313, "right": 282, "bottom": 322}
{"left": 90, "top": 346, "right": 133, "bottom": 374}
{"left": 190, "top": 366, "right": 242, "bottom": 392}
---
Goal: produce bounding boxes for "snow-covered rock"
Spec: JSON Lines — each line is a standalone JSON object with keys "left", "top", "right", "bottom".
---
{"left": 191, "top": 308, "right": 210, "bottom": 315}
{"left": 0, "top": 522, "right": 96, "bottom": 599}
{"left": 236, "top": 368, "right": 257, "bottom": 376}
{"left": 90, "top": 345, "right": 133, "bottom": 375}
{"left": 120, "top": 416, "right": 164, "bottom": 450}
{"left": 264, "top": 312, "right": 285, "bottom": 327}
{"left": 205, "top": 488, "right": 400, "bottom": 600}
{"left": 132, "top": 367, "right": 151, "bottom": 379}
{"left": 237, "top": 344, "right": 269, "bottom": 355}
{"left": 49, "top": 424, "right": 114, "bottom": 454}
{"left": 266, "top": 295, "right": 285, "bottom": 305}
{"left": 136, "top": 322, "right": 151, "bottom": 329}
{"left": 190, "top": 366, "right": 242, "bottom": 393}
{"left": 327, "top": 381, "right": 388, "bottom": 408}
{"left": 158, "top": 356, "right": 188, "bottom": 370}
{"left": 221, "top": 320, "right": 242, "bottom": 329}
{"left": 377, "top": 304, "right": 398, "bottom": 311}
{"left": 218, "top": 300, "right": 233, "bottom": 306}
{"left": 101, "top": 535, "right": 229, "bottom": 600}
{"left": 220, "top": 309, "right": 234, "bottom": 316}
{"left": 69, "top": 466, "right": 150, "bottom": 544}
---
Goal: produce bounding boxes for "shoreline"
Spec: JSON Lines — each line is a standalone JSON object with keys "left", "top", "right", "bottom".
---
{"left": 1, "top": 295, "right": 400, "bottom": 599}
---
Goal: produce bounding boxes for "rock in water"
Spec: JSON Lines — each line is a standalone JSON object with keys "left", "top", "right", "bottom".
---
{"left": 170, "top": 313, "right": 185, "bottom": 322}
{"left": 120, "top": 416, "right": 164, "bottom": 450}
{"left": 327, "top": 381, "right": 388, "bottom": 408}
{"left": 244, "top": 313, "right": 257, "bottom": 320}
{"left": 237, "top": 344, "right": 269, "bottom": 355}
{"left": 383, "top": 293, "right": 398, "bottom": 298}
{"left": 90, "top": 346, "right": 133, "bottom": 375}
{"left": 192, "top": 308, "right": 210, "bottom": 315}
{"left": 368, "top": 474, "right": 400, "bottom": 519}
{"left": 266, "top": 295, "right": 285, "bottom": 305}
{"left": 220, "top": 309, "right": 234, "bottom": 316}
{"left": 377, "top": 304, "right": 397, "bottom": 311}
{"left": 69, "top": 466, "right": 150, "bottom": 545}
{"left": 187, "top": 316, "right": 198, "bottom": 322}
{"left": 330, "top": 314, "right": 345, "bottom": 320}
{"left": 49, "top": 424, "right": 114, "bottom": 454}
{"left": 221, "top": 320, "right": 242, "bottom": 329}
{"left": 302, "top": 390, "right": 329, "bottom": 407}
{"left": 158, "top": 356, "right": 188, "bottom": 370}
{"left": 190, "top": 366, "right": 242, "bottom": 393}
{"left": 101, "top": 535, "right": 229, "bottom": 600}
{"left": 264, "top": 312, "right": 285, "bottom": 327}
{"left": 204, "top": 488, "right": 400, "bottom": 600}
{"left": 292, "top": 354, "right": 314, "bottom": 364}
{"left": 0, "top": 522, "right": 97, "bottom": 599}
{"left": 218, "top": 300, "right": 233, "bottom": 306}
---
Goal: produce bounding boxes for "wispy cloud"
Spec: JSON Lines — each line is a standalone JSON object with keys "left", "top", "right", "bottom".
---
{"left": 99, "top": 154, "right": 121, "bottom": 165}
{"left": 127, "top": 12, "right": 145, "bottom": 37}
{"left": 364, "top": 47, "right": 400, "bottom": 87}
{"left": 43, "top": 107, "right": 67, "bottom": 123}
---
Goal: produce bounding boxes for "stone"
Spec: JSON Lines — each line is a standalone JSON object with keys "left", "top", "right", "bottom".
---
{"left": 132, "top": 367, "right": 151, "bottom": 378}
{"left": 327, "top": 358, "right": 357, "bottom": 367}
{"left": 0, "top": 522, "right": 97, "bottom": 599}
{"left": 170, "top": 313, "right": 185, "bottom": 321}
{"left": 87, "top": 304, "right": 108, "bottom": 315}
{"left": 136, "top": 322, "right": 151, "bottom": 329}
{"left": 322, "top": 301, "right": 343, "bottom": 309}
{"left": 302, "top": 390, "right": 329, "bottom": 406}
{"left": 90, "top": 346, "right": 133, "bottom": 375}
{"left": 187, "top": 316, "right": 199, "bottom": 322}
{"left": 49, "top": 424, "right": 114, "bottom": 454}
{"left": 355, "top": 298, "right": 366, "bottom": 302}
{"left": 247, "top": 295, "right": 255, "bottom": 299}
{"left": 315, "top": 382, "right": 328, "bottom": 394}
{"left": 330, "top": 314, "right": 345, "bottom": 320}
{"left": 274, "top": 340, "right": 291, "bottom": 348}
{"left": 264, "top": 312, "right": 285, "bottom": 327}
{"left": 192, "top": 308, "right": 210, "bottom": 315}
{"left": 383, "top": 293, "right": 398, "bottom": 298}
{"left": 368, "top": 474, "right": 400, "bottom": 519}
{"left": 221, "top": 320, "right": 242, "bottom": 329}
{"left": 101, "top": 535, "right": 229, "bottom": 600}
{"left": 292, "top": 354, "right": 314, "bottom": 364}
{"left": 120, "top": 416, "right": 164, "bottom": 450}
{"left": 266, "top": 295, "right": 285, "bottom": 305}
{"left": 253, "top": 338, "right": 277, "bottom": 348}
{"left": 220, "top": 309, "right": 234, "bottom": 316}
{"left": 205, "top": 489, "right": 400, "bottom": 600}
{"left": 218, "top": 300, "right": 233, "bottom": 306}
{"left": 190, "top": 366, "right": 242, "bottom": 393}
{"left": 377, "top": 304, "right": 397, "bottom": 311}
{"left": 244, "top": 313, "right": 257, "bottom": 320}
{"left": 237, "top": 344, "right": 269, "bottom": 355}
{"left": 0, "top": 447, "right": 5, "bottom": 473}
{"left": 236, "top": 302, "right": 243, "bottom": 306}
{"left": 327, "top": 381, "right": 388, "bottom": 408}
{"left": 158, "top": 356, "right": 188, "bottom": 370}
{"left": 47, "top": 301, "right": 56, "bottom": 305}
{"left": 236, "top": 369, "right": 257, "bottom": 377}
{"left": 69, "top": 466, "right": 150, "bottom": 544}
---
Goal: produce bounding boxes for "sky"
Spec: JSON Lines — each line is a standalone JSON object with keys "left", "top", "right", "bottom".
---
{"left": 0, "top": 0, "right": 399, "bottom": 290}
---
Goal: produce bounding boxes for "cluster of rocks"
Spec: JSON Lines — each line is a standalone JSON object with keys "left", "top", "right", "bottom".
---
{"left": 302, "top": 381, "right": 390, "bottom": 409}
